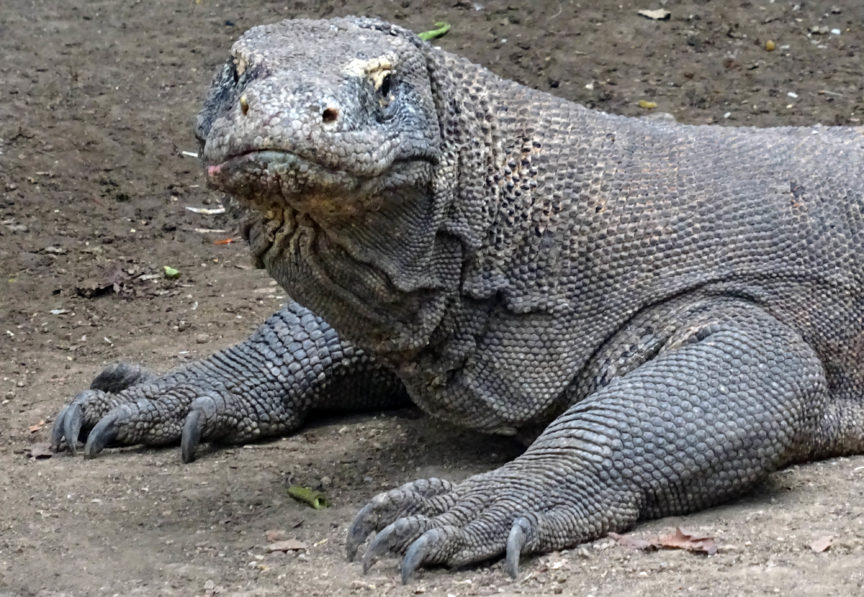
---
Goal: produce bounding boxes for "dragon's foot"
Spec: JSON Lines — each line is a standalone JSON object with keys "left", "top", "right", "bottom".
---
{"left": 347, "top": 467, "right": 628, "bottom": 582}
{"left": 51, "top": 362, "right": 168, "bottom": 456}
{"left": 50, "top": 305, "right": 405, "bottom": 463}
{"left": 51, "top": 360, "right": 302, "bottom": 462}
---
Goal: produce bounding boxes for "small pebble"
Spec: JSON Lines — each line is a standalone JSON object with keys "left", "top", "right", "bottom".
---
{"left": 196, "top": 333, "right": 210, "bottom": 344}
{"left": 765, "top": 39, "right": 776, "bottom": 51}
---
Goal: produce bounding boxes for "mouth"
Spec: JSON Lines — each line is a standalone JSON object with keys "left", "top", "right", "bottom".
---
{"left": 204, "top": 150, "right": 365, "bottom": 205}
{"left": 204, "top": 149, "right": 436, "bottom": 218}
{"left": 206, "top": 149, "right": 352, "bottom": 177}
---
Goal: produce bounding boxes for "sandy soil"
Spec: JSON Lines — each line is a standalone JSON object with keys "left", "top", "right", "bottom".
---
{"left": 1, "top": 1, "right": 863, "bottom": 595}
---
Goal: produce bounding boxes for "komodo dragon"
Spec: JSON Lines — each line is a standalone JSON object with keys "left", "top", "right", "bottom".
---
{"left": 52, "top": 17, "right": 864, "bottom": 581}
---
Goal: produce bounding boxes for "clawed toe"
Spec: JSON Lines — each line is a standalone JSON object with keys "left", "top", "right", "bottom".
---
{"left": 84, "top": 411, "right": 121, "bottom": 458}
{"left": 361, "top": 516, "right": 434, "bottom": 573}
{"left": 51, "top": 402, "right": 82, "bottom": 453}
{"left": 505, "top": 517, "right": 531, "bottom": 578}
{"left": 346, "top": 502, "right": 377, "bottom": 561}
{"left": 51, "top": 393, "right": 100, "bottom": 454}
{"left": 345, "top": 474, "right": 564, "bottom": 581}
{"left": 179, "top": 393, "right": 225, "bottom": 463}
{"left": 181, "top": 409, "right": 204, "bottom": 463}
{"left": 51, "top": 362, "right": 161, "bottom": 454}
{"left": 49, "top": 377, "right": 232, "bottom": 459}
{"left": 62, "top": 402, "right": 84, "bottom": 455}
{"left": 346, "top": 478, "right": 455, "bottom": 561}
{"left": 401, "top": 527, "right": 457, "bottom": 584}
{"left": 353, "top": 508, "right": 532, "bottom": 582}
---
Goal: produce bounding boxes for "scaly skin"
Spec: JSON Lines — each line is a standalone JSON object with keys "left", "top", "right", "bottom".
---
{"left": 52, "top": 302, "right": 407, "bottom": 461}
{"left": 52, "top": 17, "right": 864, "bottom": 581}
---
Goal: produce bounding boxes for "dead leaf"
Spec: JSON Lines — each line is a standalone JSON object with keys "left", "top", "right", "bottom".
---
{"left": 657, "top": 527, "right": 718, "bottom": 555}
{"left": 638, "top": 8, "right": 671, "bottom": 20}
{"left": 28, "top": 420, "right": 46, "bottom": 433}
{"left": 809, "top": 535, "right": 833, "bottom": 553}
{"left": 265, "top": 529, "right": 286, "bottom": 543}
{"left": 287, "top": 485, "right": 329, "bottom": 509}
{"left": 266, "top": 539, "right": 308, "bottom": 552}
{"left": 609, "top": 527, "right": 717, "bottom": 555}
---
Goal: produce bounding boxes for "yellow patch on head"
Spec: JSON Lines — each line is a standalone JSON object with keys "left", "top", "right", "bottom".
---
{"left": 234, "top": 56, "right": 248, "bottom": 77}
{"left": 344, "top": 56, "right": 394, "bottom": 91}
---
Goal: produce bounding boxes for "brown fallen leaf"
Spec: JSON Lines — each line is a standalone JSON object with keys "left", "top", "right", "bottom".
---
{"left": 28, "top": 420, "right": 46, "bottom": 433}
{"left": 265, "top": 529, "right": 286, "bottom": 543}
{"left": 266, "top": 539, "right": 308, "bottom": 552}
{"left": 657, "top": 527, "right": 718, "bottom": 555}
{"left": 609, "top": 527, "right": 717, "bottom": 555}
{"left": 809, "top": 535, "right": 833, "bottom": 553}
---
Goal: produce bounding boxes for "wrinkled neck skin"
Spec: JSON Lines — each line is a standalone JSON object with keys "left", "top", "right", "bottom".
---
{"left": 243, "top": 162, "right": 464, "bottom": 356}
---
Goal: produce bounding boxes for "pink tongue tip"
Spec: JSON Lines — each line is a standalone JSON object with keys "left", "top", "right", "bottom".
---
{"left": 207, "top": 164, "right": 221, "bottom": 176}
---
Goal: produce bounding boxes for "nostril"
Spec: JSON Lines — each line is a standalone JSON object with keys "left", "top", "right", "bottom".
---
{"left": 321, "top": 107, "right": 339, "bottom": 124}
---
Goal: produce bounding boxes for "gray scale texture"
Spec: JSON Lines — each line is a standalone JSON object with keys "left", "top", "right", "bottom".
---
{"left": 52, "top": 17, "right": 864, "bottom": 580}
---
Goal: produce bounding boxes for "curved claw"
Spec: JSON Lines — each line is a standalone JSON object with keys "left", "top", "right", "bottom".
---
{"left": 361, "top": 520, "right": 399, "bottom": 574}
{"left": 346, "top": 503, "right": 375, "bottom": 561}
{"left": 51, "top": 405, "right": 70, "bottom": 452}
{"left": 362, "top": 516, "right": 429, "bottom": 574}
{"left": 84, "top": 413, "right": 119, "bottom": 458}
{"left": 181, "top": 409, "right": 204, "bottom": 464}
{"left": 401, "top": 529, "right": 442, "bottom": 584}
{"left": 505, "top": 517, "right": 531, "bottom": 578}
{"left": 60, "top": 403, "right": 84, "bottom": 455}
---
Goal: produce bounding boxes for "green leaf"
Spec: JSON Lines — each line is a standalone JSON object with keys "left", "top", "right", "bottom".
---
{"left": 287, "top": 485, "right": 329, "bottom": 509}
{"left": 163, "top": 266, "right": 180, "bottom": 279}
{"left": 418, "top": 22, "right": 451, "bottom": 41}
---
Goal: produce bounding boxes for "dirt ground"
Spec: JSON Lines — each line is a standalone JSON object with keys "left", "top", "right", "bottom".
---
{"left": 1, "top": 1, "right": 863, "bottom": 595}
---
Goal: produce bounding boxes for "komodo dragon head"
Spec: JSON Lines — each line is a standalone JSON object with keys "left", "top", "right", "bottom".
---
{"left": 196, "top": 18, "right": 471, "bottom": 354}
